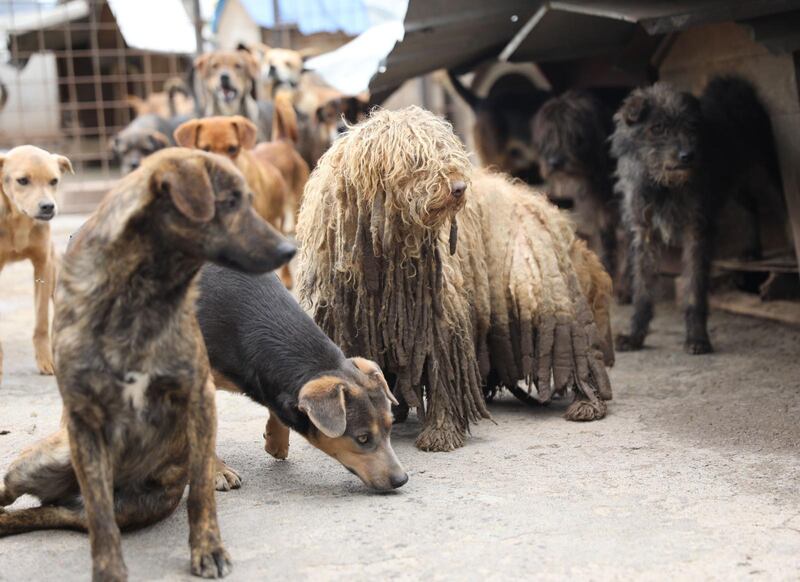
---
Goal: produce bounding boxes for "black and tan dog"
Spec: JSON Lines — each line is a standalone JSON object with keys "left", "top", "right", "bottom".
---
{"left": 0, "top": 148, "right": 295, "bottom": 580}
{"left": 611, "top": 76, "right": 781, "bottom": 354}
{"left": 197, "top": 264, "right": 408, "bottom": 492}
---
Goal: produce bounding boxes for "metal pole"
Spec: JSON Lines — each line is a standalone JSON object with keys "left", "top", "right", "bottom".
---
{"left": 192, "top": 0, "right": 203, "bottom": 55}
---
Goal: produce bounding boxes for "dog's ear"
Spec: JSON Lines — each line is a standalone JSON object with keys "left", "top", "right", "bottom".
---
{"left": 174, "top": 119, "right": 201, "bottom": 148}
{"left": 150, "top": 158, "right": 215, "bottom": 223}
{"left": 194, "top": 53, "right": 210, "bottom": 75}
{"left": 52, "top": 154, "right": 74, "bottom": 175}
{"left": 230, "top": 116, "right": 257, "bottom": 149}
{"left": 108, "top": 135, "right": 121, "bottom": 156}
{"left": 298, "top": 47, "right": 318, "bottom": 64}
{"left": 238, "top": 50, "right": 260, "bottom": 81}
{"left": 350, "top": 357, "right": 399, "bottom": 405}
{"left": 148, "top": 131, "right": 170, "bottom": 151}
{"left": 298, "top": 377, "right": 347, "bottom": 438}
{"left": 620, "top": 93, "right": 649, "bottom": 126}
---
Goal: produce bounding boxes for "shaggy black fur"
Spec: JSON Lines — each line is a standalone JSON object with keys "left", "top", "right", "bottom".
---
{"left": 611, "top": 76, "right": 782, "bottom": 354}
{"left": 532, "top": 90, "right": 620, "bottom": 278}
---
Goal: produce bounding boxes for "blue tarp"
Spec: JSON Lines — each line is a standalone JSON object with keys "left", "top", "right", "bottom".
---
{"left": 213, "top": 0, "right": 370, "bottom": 36}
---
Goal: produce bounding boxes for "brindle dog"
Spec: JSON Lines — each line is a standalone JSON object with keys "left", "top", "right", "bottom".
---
{"left": 611, "top": 76, "right": 780, "bottom": 354}
{"left": 0, "top": 148, "right": 296, "bottom": 581}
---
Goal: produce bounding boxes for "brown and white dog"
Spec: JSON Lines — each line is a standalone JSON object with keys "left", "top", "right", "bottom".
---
{"left": 174, "top": 115, "right": 293, "bottom": 287}
{"left": 0, "top": 145, "right": 73, "bottom": 383}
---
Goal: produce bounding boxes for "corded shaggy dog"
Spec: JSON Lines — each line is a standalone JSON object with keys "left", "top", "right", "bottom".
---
{"left": 297, "top": 107, "right": 613, "bottom": 452}
{"left": 611, "top": 76, "right": 782, "bottom": 354}
{"left": 0, "top": 149, "right": 296, "bottom": 580}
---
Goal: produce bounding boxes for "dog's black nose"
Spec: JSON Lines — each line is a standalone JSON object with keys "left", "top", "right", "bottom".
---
{"left": 277, "top": 242, "right": 297, "bottom": 263}
{"left": 450, "top": 181, "right": 466, "bottom": 198}
{"left": 129, "top": 160, "right": 140, "bottom": 170}
{"left": 548, "top": 156, "right": 565, "bottom": 170}
{"left": 220, "top": 73, "right": 231, "bottom": 87}
{"left": 38, "top": 201, "right": 55, "bottom": 214}
{"left": 678, "top": 149, "right": 694, "bottom": 163}
{"left": 390, "top": 472, "right": 409, "bottom": 489}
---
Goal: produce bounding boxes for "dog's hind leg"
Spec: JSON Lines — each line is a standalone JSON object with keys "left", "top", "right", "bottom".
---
{"left": 682, "top": 222, "right": 714, "bottom": 355}
{"left": 31, "top": 248, "right": 56, "bottom": 375}
{"left": 1, "top": 429, "right": 76, "bottom": 509}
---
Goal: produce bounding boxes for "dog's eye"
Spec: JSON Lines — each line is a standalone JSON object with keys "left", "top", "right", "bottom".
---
{"left": 650, "top": 123, "right": 665, "bottom": 136}
{"left": 227, "top": 146, "right": 238, "bottom": 156}
{"left": 234, "top": 63, "right": 243, "bottom": 70}
{"left": 221, "top": 189, "right": 242, "bottom": 210}
{"left": 16, "top": 177, "right": 29, "bottom": 186}
{"left": 356, "top": 434, "right": 371, "bottom": 445}
{"left": 49, "top": 178, "right": 59, "bottom": 186}
{"left": 203, "top": 146, "right": 211, "bottom": 152}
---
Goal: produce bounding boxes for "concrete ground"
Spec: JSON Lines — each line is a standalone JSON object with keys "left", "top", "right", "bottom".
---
{"left": 1, "top": 215, "right": 799, "bottom": 581}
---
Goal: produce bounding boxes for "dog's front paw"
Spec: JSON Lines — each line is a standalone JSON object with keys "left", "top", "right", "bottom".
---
{"left": 92, "top": 563, "right": 128, "bottom": 582}
{"left": 35, "top": 349, "right": 55, "bottom": 376}
{"left": 213, "top": 459, "right": 241, "bottom": 492}
{"left": 191, "top": 544, "right": 232, "bottom": 579}
{"left": 684, "top": 337, "right": 713, "bottom": 355}
{"left": 615, "top": 333, "right": 643, "bottom": 352}
{"left": 565, "top": 398, "right": 607, "bottom": 421}
{"left": 415, "top": 423, "right": 465, "bottom": 452}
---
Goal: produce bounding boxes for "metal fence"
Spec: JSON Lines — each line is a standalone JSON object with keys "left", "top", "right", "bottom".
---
{"left": 0, "top": 0, "right": 197, "bottom": 204}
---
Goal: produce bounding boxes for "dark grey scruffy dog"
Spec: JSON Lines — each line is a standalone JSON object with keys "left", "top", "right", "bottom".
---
{"left": 611, "top": 76, "right": 781, "bottom": 354}
{"left": 532, "top": 90, "right": 619, "bottom": 278}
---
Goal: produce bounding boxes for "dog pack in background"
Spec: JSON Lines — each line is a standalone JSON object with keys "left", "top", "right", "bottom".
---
{"left": 0, "top": 149, "right": 296, "bottom": 580}
{"left": 611, "top": 75, "right": 783, "bottom": 354}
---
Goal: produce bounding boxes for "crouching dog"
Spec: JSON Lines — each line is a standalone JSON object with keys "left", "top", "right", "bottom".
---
{"left": 197, "top": 265, "right": 407, "bottom": 492}
{"left": 0, "top": 149, "right": 296, "bottom": 580}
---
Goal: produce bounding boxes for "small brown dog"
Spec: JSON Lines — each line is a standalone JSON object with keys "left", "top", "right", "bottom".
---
{"left": 252, "top": 93, "right": 309, "bottom": 227}
{"left": 174, "top": 115, "right": 293, "bottom": 287}
{"left": 0, "top": 145, "right": 73, "bottom": 383}
{"left": 0, "top": 148, "right": 296, "bottom": 580}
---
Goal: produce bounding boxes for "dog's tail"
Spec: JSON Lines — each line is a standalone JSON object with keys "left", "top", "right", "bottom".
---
{"left": 272, "top": 92, "right": 299, "bottom": 144}
{"left": 164, "top": 76, "right": 192, "bottom": 118}
{"left": 447, "top": 70, "right": 481, "bottom": 110}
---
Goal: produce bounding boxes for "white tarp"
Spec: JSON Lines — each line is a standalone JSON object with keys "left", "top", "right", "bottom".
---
{"left": 304, "top": 0, "right": 408, "bottom": 95}
{"left": 108, "top": 0, "right": 197, "bottom": 54}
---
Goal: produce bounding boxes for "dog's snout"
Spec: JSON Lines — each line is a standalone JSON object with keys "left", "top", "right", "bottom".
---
{"left": 220, "top": 73, "right": 231, "bottom": 87}
{"left": 390, "top": 472, "right": 409, "bottom": 489}
{"left": 277, "top": 242, "right": 297, "bottom": 263}
{"left": 129, "top": 159, "right": 140, "bottom": 170}
{"left": 678, "top": 149, "right": 694, "bottom": 163}
{"left": 450, "top": 181, "right": 466, "bottom": 198}
{"left": 548, "top": 156, "right": 565, "bottom": 170}
{"left": 38, "top": 201, "right": 55, "bottom": 216}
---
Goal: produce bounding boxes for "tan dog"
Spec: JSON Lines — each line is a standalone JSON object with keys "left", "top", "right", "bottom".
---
{"left": 174, "top": 116, "right": 293, "bottom": 288}
{"left": 194, "top": 50, "right": 261, "bottom": 127}
{"left": 0, "top": 145, "right": 72, "bottom": 382}
{"left": 252, "top": 93, "right": 309, "bottom": 227}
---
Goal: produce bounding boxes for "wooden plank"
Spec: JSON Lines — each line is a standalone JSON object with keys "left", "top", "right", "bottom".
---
{"left": 711, "top": 290, "right": 800, "bottom": 327}
{"left": 715, "top": 255, "right": 798, "bottom": 274}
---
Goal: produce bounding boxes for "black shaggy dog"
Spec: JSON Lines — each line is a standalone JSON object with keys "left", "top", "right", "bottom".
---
{"left": 611, "top": 76, "right": 781, "bottom": 354}
{"left": 532, "top": 90, "right": 619, "bottom": 278}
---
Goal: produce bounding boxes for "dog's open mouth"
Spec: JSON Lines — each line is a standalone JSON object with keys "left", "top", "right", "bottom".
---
{"left": 217, "top": 86, "right": 239, "bottom": 104}
{"left": 35, "top": 210, "right": 55, "bottom": 221}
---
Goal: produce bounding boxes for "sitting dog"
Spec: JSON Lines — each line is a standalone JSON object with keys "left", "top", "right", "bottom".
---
{"left": 197, "top": 264, "right": 408, "bottom": 491}
{"left": 448, "top": 71, "right": 550, "bottom": 184}
{"left": 193, "top": 50, "right": 266, "bottom": 138}
{"left": 252, "top": 93, "right": 310, "bottom": 227}
{"left": 127, "top": 77, "right": 195, "bottom": 119}
{"left": 533, "top": 91, "right": 621, "bottom": 281}
{"left": 0, "top": 149, "right": 296, "bottom": 580}
{"left": 0, "top": 145, "right": 72, "bottom": 383}
{"left": 611, "top": 76, "right": 781, "bottom": 354}
{"left": 174, "top": 115, "right": 292, "bottom": 287}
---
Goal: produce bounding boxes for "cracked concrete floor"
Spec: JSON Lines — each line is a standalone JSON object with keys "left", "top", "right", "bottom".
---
{"left": 1, "top": 215, "right": 799, "bottom": 581}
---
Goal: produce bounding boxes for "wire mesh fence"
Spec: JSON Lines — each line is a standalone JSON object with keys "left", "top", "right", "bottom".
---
{"left": 0, "top": 0, "right": 196, "bottom": 205}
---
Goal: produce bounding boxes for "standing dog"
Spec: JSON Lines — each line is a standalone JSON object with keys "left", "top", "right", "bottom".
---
{"left": 174, "top": 115, "right": 293, "bottom": 287}
{"left": 197, "top": 265, "right": 408, "bottom": 491}
{"left": 0, "top": 146, "right": 72, "bottom": 383}
{"left": 533, "top": 91, "right": 620, "bottom": 279}
{"left": 0, "top": 149, "right": 295, "bottom": 580}
{"left": 611, "top": 76, "right": 780, "bottom": 354}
